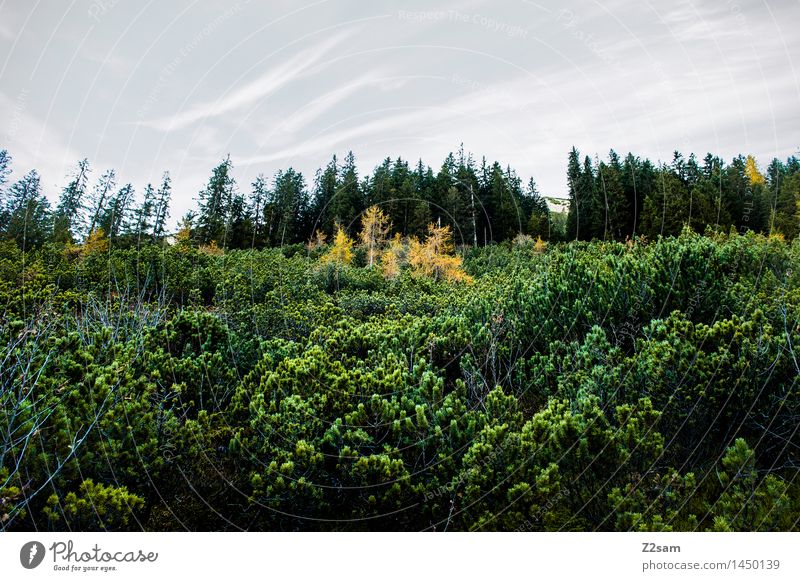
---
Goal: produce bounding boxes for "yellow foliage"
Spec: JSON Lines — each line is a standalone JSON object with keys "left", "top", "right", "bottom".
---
{"left": 81, "top": 228, "right": 109, "bottom": 257}
{"left": 380, "top": 248, "right": 400, "bottom": 279}
{"left": 175, "top": 225, "right": 191, "bottom": 244}
{"left": 321, "top": 227, "right": 354, "bottom": 266}
{"left": 380, "top": 234, "right": 404, "bottom": 279}
{"left": 307, "top": 230, "right": 327, "bottom": 252}
{"left": 199, "top": 240, "right": 224, "bottom": 256}
{"left": 512, "top": 233, "right": 533, "bottom": 247}
{"left": 409, "top": 223, "right": 472, "bottom": 283}
{"left": 533, "top": 236, "right": 547, "bottom": 254}
{"left": 359, "top": 206, "right": 391, "bottom": 267}
{"left": 745, "top": 155, "right": 766, "bottom": 186}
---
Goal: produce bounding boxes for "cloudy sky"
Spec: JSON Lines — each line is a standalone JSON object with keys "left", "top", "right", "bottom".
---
{"left": 1, "top": 0, "right": 798, "bottom": 223}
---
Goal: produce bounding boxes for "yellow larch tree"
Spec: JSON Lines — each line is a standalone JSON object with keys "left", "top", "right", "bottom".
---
{"left": 745, "top": 155, "right": 766, "bottom": 186}
{"left": 321, "top": 226, "right": 354, "bottom": 266}
{"left": 408, "top": 223, "right": 471, "bottom": 283}
{"left": 359, "top": 205, "right": 391, "bottom": 268}
{"left": 380, "top": 233, "right": 405, "bottom": 279}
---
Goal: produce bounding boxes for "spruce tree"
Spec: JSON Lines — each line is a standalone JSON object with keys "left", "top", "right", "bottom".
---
{"left": 4, "top": 170, "right": 52, "bottom": 249}
{"left": 152, "top": 172, "right": 172, "bottom": 241}
{"left": 525, "top": 178, "right": 550, "bottom": 240}
{"left": 566, "top": 147, "right": 582, "bottom": 240}
{"left": 249, "top": 174, "right": 269, "bottom": 247}
{"left": 98, "top": 184, "right": 133, "bottom": 241}
{"left": 328, "top": 151, "right": 363, "bottom": 232}
{"left": 195, "top": 156, "right": 235, "bottom": 246}
{"left": 86, "top": 169, "right": 117, "bottom": 237}
{"left": 53, "top": 158, "right": 90, "bottom": 243}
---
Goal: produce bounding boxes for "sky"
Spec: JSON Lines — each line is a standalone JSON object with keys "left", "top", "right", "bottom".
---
{"left": 1, "top": 0, "right": 799, "bottom": 225}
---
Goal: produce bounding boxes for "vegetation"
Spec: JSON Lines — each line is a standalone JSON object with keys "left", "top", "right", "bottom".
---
{"left": 0, "top": 146, "right": 799, "bottom": 531}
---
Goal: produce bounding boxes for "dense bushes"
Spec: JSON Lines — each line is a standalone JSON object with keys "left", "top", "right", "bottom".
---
{"left": 1, "top": 230, "right": 798, "bottom": 530}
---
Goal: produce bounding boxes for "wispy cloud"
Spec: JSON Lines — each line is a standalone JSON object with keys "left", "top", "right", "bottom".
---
{"left": 274, "top": 73, "right": 377, "bottom": 135}
{"left": 141, "top": 30, "right": 353, "bottom": 132}
{"left": 0, "top": 91, "right": 79, "bottom": 197}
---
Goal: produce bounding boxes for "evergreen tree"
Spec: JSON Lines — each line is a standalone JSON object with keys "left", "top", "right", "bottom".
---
{"left": 152, "top": 172, "right": 172, "bottom": 241}
{"left": 597, "top": 151, "right": 628, "bottom": 240}
{"left": 454, "top": 147, "right": 480, "bottom": 246}
{"left": 226, "top": 191, "right": 252, "bottom": 249}
{"left": 579, "top": 156, "right": 600, "bottom": 240}
{"left": 133, "top": 184, "right": 156, "bottom": 249}
{"left": 265, "top": 168, "right": 307, "bottom": 246}
{"left": 85, "top": 169, "right": 117, "bottom": 238}
{"left": 195, "top": 156, "right": 235, "bottom": 246}
{"left": 408, "top": 160, "right": 433, "bottom": 238}
{"left": 309, "top": 156, "right": 338, "bottom": 237}
{"left": 388, "top": 158, "right": 414, "bottom": 237}
{"left": 329, "top": 151, "right": 363, "bottom": 233}
{"left": 566, "top": 147, "right": 582, "bottom": 240}
{"left": 53, "top": 158, "right": 90, "bottom": 243}
{"left": 4, "top": 170, "right": 52, "bottom": 249}
{"left": 0, "top": 149, "right": 11, "bottom": 229}
{"left": 249, "top": 174, "right": 269, "bottom": 247}
{"left": 621, "top": 153, "right": 656, "bottom": 238}
{"left": 98, "top": 184, "right": 133, "bottom": 241}
{"left": 525, "top": 178, "right": 550, "bottom": 240}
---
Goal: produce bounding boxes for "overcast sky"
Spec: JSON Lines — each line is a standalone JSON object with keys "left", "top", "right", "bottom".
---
{"left": 1, "top": 0, "right": 799, "bottom": 224}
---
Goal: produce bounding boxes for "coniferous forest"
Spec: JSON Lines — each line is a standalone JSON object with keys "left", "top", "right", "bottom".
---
{"left": 1, "top": 145, "right": 799, "bottom": 531}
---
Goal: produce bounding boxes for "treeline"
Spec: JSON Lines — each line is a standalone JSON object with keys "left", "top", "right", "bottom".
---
{"left": 2, "top": 146, "right": 799, "bottom": 251}
{"left": 566, "top": 148, "right": 800, "bottom": 240}
{"left": 182, "top": 149, "right": 552, "bottom": 249}
{"left": 0, "top": 151, "right": 172, "bottom": 250}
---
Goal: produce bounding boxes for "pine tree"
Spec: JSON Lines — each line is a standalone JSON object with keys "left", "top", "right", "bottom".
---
{"left": 579, "top": 156, "right": 600, "bottom": 240}
{"left": 133, "top": 184, "right": 156, "bottom": 249}
{"left": 309, "top": 156, "right": 338, "bottom": 237}
{"left": 195, "top": 156, "right": 235, "bottom": 246}
{"left": 53, "top": 158, "right": 90, "bottom": 243}
{"left": 328, "top": 151, "right": 363, "bottom": 233}
{"left": 151, "top": 172, "right": 172, "bottom": 241}
{"left": 408, "top": 160, "right": 433, "bottom": 238}
{"left": 525, "top": 178, "right": 550, "bottom": 240}
{"left": 454, "top": 148, "right": 480, "bottom": 246}
{"left": 98, "top": 184, "right": 133, "bottom": 241}
{"left": 0, "top": 149, "right": 12, "bottom": 230}
{"left": 249, "top": 174, "right": 268, "bottom": 247}
{"left": 226, "top": 191, "right": 252, "bottom": 249}
{"left": 85, "top": 169, "right": 117, "bottom": 238}
{"left": 566, "top": 147, "right": 582, "bottom": 240}
{"left": 4, "top": 170, "right": 52, "bottom": 249}
{"left": 621, "top": 153, "right": 654, "bottom": 238}
{"left": 265, "top": 168, "right": 307, "bottom": 246}
{"left": 597, "top": 150, "right": 628, "bottom": 240}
